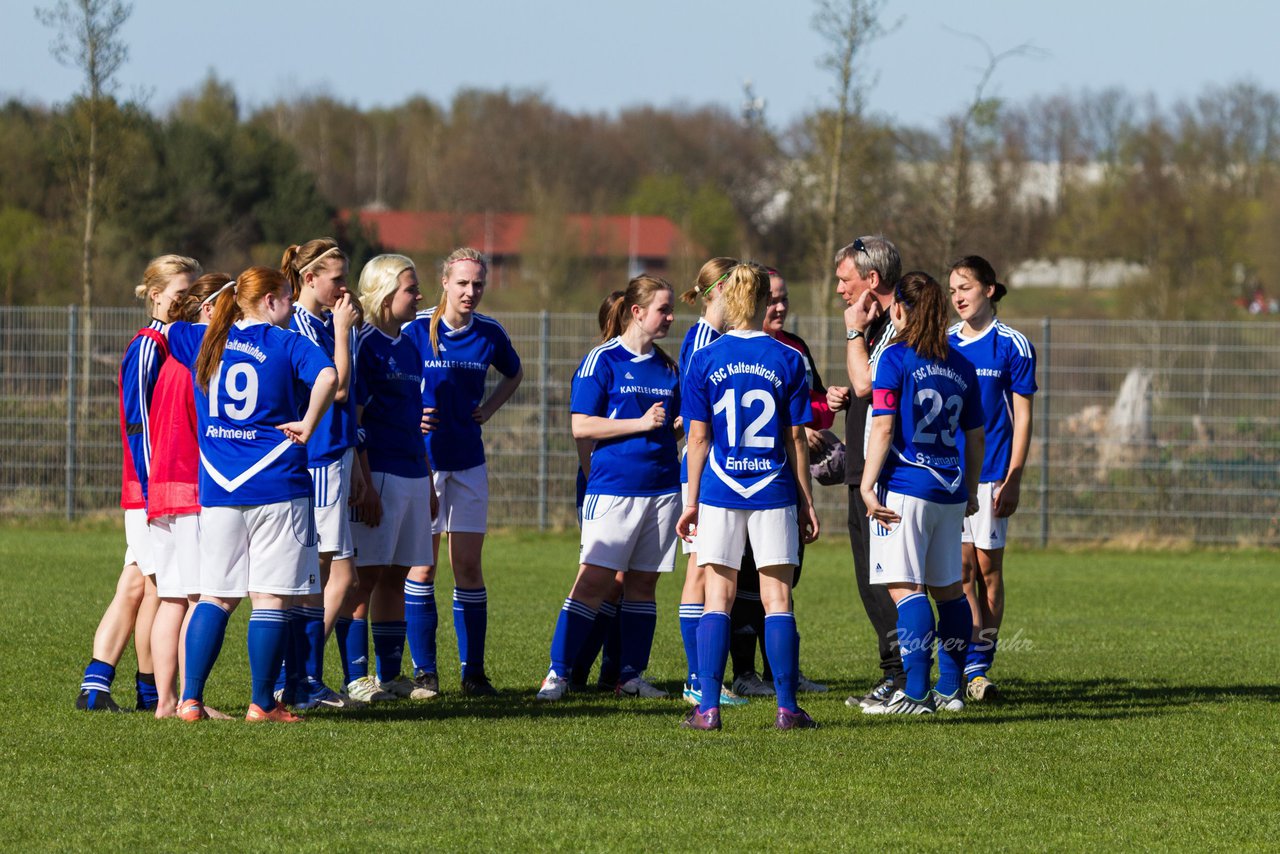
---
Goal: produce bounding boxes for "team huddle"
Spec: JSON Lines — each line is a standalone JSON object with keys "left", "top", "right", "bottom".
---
{"left": 76, "top": 234, "right": 1035, "bottom": 729}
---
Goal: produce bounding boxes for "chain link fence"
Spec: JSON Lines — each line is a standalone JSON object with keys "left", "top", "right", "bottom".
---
{"left": 2, "top": 306, "right": 1277, "bottom": 546}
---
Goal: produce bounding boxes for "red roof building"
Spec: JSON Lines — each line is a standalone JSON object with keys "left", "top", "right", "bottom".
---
{"left": 340, "top": 209, "right": 701, "bottom": 287}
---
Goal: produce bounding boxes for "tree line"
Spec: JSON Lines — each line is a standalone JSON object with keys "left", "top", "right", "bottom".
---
{"left": 6, "top": 13, "right": 1280, "bottom": 318}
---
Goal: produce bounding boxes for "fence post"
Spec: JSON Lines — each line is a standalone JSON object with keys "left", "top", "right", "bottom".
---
{"left": 65, "top": 305, "right": 79, "bottom": 521}
{"left": 1039, "top": 317, "right": 1050, "bottom": 548}
{"left": 537, "top": 310, "right": 550, "bottom": 531}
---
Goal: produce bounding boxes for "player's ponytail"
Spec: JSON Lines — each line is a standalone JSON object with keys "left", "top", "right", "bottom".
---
{"left": 430, "top": 247, "right": 487, "bottom": 357}
{"left": 895, "top": 271, "right": 950, "bottom": 361}
{"left": 719, "top": 262, "right": 770, "bottom": 330}
{"left": 596, "top": 290, "right": 625, "bottom": 342}
{"left": 282, "top": 238, "right": 346, "bottom": 299}
{"left": 949, "top": 254, "right": 1007, "bottom": 306}
{"left": 195, "top": 266, "right": 287, "bottom": 392}
{"left": 680, "top": 257, "right": 737, "bottom": 308}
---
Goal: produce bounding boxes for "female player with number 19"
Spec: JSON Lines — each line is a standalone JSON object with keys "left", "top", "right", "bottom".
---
{"left": 166, "top": 266, "right": 337, "bottom": 722}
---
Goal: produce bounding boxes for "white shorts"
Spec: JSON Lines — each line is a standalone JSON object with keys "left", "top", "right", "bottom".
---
{"left": 150, "top": 513, "right": 201, "bottom": 598}
{"left": 580, "top": 492, "right": 680, "bottom": 573}
{"left": 695, "top": 504, "right": 799, "bottom": 571}
{"left": 123, "top": 508, "right": 155, "bottom": 576}
{"left": 199, "top": 498, "right": 320, "bottom": 598}
{"left": 432, "top": 464, "right": 488, "bottom": 534}
{"left": 680, "top": 482, "right": 697, "bottom": 555}
{"left": 311, "top": 448, "right": 355, "bottom": 559}
{"left": 961, "top": 481, "right": 1008, "bottom": 550}
{"left": 870, "top": 491, "right": 964, "bottom": 587}
{"left": 354, "top": 472, "right": 435, "bottom": 568}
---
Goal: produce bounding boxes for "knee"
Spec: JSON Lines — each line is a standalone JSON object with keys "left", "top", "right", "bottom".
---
{"left": 623, "top": 573, "right": 659, "bottom": 601}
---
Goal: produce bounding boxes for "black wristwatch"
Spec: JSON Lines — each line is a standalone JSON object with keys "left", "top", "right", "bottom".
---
{"left": 846, "top": 328, "right": 865, "bottom": 341}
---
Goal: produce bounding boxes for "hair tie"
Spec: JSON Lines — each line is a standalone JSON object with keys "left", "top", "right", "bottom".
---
{"left": 894, "top": 281, "right": 913, "bottom": 308}
{"left": 201, "top": 280, "right": 235, "bottom": 308}
{"left": 298, "top": 246, "right": 341, "bottom": 277}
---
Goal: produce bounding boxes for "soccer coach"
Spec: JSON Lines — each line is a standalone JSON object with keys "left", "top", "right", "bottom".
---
{"left": 825, "top": 236, "right": 906, "bottom": 709}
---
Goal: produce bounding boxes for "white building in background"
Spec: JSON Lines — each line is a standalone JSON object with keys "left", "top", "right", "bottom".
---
{"left": 1009, "top": 257, "right": 1149, "bottom": 289}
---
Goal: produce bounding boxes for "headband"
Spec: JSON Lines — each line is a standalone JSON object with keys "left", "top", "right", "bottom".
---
{"left": 297, "top": 246, "right": 342, "bottom": 276}
{"left": 200, "top": 280, "right": 236, "bottom": 308}
{"left": 701, "top": 271, "right": 730, "bottom": 299}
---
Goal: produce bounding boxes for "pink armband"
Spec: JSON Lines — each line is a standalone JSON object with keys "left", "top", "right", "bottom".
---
{"left": 872, "top": 388, "right": 898, "bottom": 412}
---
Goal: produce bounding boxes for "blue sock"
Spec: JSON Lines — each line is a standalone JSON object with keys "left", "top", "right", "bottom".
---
{"left": 679, "top": 602, "right": 703, "bottom": 684}
{"left": 181, "top": 602, "right": 229, "bottom": 703}
{"left": 340, "top": 617, "right": 369, "bottom": 684}
{"left": 80, "top": 659, "right": 116, "bottom": 708}
{"left": 764, "top": 613, "right": 799, "bottom": 712}
{"left": 571, "top": 600, "right": 616, "bottom": 685}
{"left": 966, "top": 629, "right": 998, "bottom": 679}
{"left": 335, "top": 617, "right": 355, "bottom": 686}
{"left": 404, "top": 580, "right": 438, "bottom": 675}
{"left": 300, "top": 606, "right": 326, "bottom": 696}
{"left": 935, "top": 596, "right": 972, "bottom": 697}
{"left": 281, "top": 606, "right": 306, "bottom": 702}
{"left": 618, "top": 600, "right": 658, "bottom": 684}
{"left": 371, "top": 621, "right": 406, "bottom": 682}
{"left": 135, "top": 671, "right": 158, "bottom": 711}
{"left": 248, "top": 609, "right": 291, "bottom": 710}
{"left": 549, "top": 598, "right": 598, "bottom": 678}
{"left": 600, "top": 604, "right": 623, "bottom": 686}
{"left": 895, "top": 593, "right": 935, "bottom": 701}
{"left": 453, "top": 587, "right": 488, "bottom": 680}
{"left": 696, "top": 611, "right": 731, "bottom": 714}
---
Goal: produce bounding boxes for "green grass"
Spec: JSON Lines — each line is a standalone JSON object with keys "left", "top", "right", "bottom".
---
{"left": 1, "top": 525, "right": 1278, "bottom": 850}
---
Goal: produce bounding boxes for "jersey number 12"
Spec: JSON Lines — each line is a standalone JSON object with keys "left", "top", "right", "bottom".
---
{"left": 712, "top": 388, "right": 775, "bottom": 449}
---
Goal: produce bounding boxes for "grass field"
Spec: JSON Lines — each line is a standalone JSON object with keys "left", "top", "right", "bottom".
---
{"left": 2, "top": 523, "right": 1278, "bottom": 851}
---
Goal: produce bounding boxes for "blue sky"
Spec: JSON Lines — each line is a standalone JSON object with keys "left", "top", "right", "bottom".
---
{"left": 4, "top": 0, "right": 1277, "bottom": 131}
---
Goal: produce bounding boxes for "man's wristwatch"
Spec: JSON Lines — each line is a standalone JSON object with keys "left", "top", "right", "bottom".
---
{"left": 846, "top": 328, "right": 865, "bottom": 341}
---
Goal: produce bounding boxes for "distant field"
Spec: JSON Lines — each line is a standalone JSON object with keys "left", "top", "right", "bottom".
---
{"left": 1, "top": 524, "right": 1277, "bottom": 850}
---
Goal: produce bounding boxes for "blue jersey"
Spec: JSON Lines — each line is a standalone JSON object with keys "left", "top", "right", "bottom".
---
{"left": 571, "top": 338, "right": 680, "bottom": 497}
{"left": 402, "top": 309, "right": 521, "bottom": 471}
{"left": 353, "top": 326, "right": 428, "bottom": 479}
{"left": 120, "top": 319, "right": 167, "bottom": 500}
{"left": 948, "top": 320, "right": 1037, "bottom": 482}
{"left": 291, "top": 305, "right": 358, "bottom": 466}
{"left": 168, "top": 320, "right": 334, "bottom": 507}
{"left": 681, "top": 331, "right": 811, "bottom": 510}
{"left": 678, "top": 318, "right": 722, "bottom": 483}
{"left": 871, "top": 342, "right": 984, "bottom": 504}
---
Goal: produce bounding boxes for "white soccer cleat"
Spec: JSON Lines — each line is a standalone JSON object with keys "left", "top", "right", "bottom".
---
{"left": 346, "top": 676, "right": 397, "bottom": 703}
{"left": 537, "top": 673, "right": 569, "bottom": 702}
{"left": 863, "top": 689, "right": 936, "bottom": 715}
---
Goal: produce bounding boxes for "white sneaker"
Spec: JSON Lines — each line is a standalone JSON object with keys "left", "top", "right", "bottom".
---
{"left": 346, "top": 676, "right": 396, "bottom": 703}
{"left": 409, "top": 671, "right": 440, "bottom": 700}
{"left": 932, "top": 689, "right": 965, "bottom": 712}
{"left": 537, "top": 672, "right": 569, "bottom": 701}
{"left": 617, "top": 676, "right": 669, "bottom": 699}
{"left": 863, "top": 689, "right": 935, "bottom": 715}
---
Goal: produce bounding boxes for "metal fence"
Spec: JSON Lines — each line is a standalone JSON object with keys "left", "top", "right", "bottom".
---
{"left": 2, "top": 307, "right": 1278, "bottom": 545}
